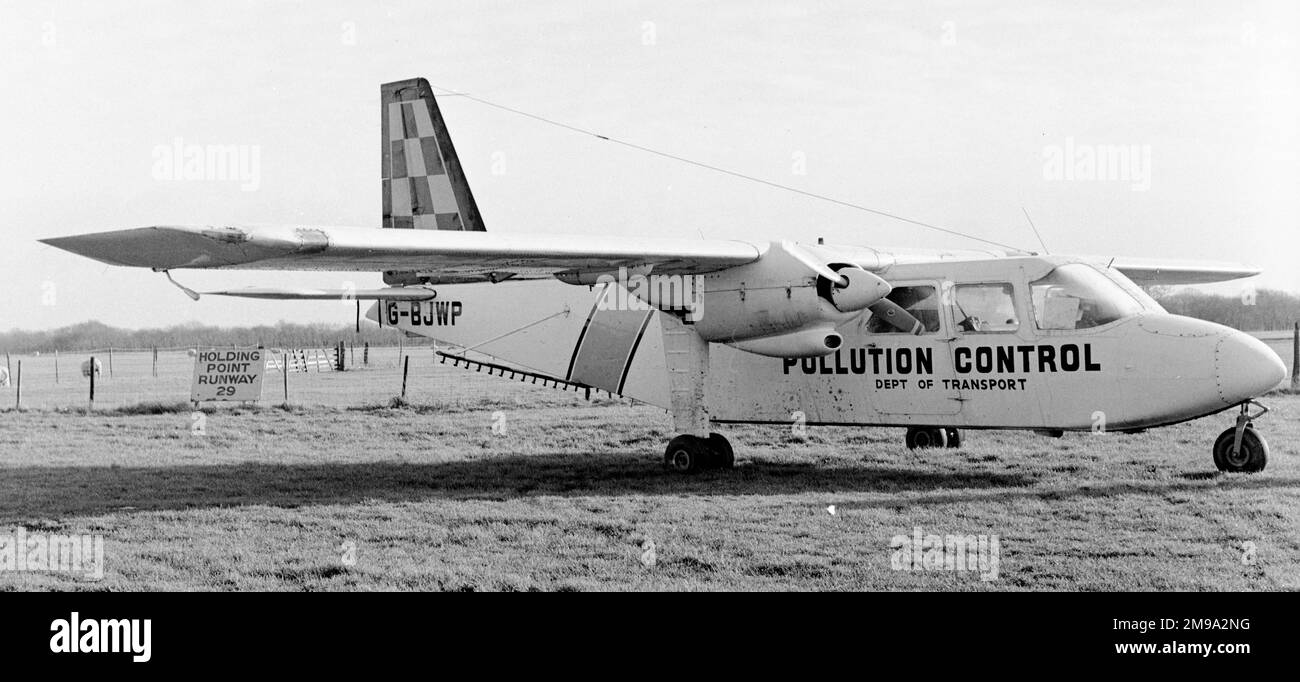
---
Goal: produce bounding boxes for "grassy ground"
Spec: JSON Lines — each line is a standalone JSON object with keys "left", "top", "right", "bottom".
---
{"left": 1, "top": 370, "right": 1298, "bottom": 590}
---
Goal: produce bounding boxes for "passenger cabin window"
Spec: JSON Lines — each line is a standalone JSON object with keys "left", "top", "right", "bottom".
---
{"left": 866, "top": 285, "right": 941, "bottom": 334}
{"left": 1031, "top": 264, "right": 1144, "bottom": 330}
{"left": 953, "top": 283, "right": 1018, "bottom": 333}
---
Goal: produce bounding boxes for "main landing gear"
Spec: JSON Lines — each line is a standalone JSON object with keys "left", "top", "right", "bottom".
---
{"left": 905, "top": 426, "right": 962, "bottom": 449}
{"left": 661, "top": 316, "right": 736, "bottom": 475}
{"left": 1213, "top": 400, "right": 1270, "bottom": 473}
{"left": 664, "top": 433, "right": 735, "bottom": 474}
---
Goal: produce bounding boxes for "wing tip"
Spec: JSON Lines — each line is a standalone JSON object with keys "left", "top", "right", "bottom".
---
{"left": 39, "top": 234, "right": 98, "bottom": 259}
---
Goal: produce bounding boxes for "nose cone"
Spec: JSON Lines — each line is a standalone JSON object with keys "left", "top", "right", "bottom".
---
{"left": 1214, "top": 332, "right": 1287, "bottom": 404}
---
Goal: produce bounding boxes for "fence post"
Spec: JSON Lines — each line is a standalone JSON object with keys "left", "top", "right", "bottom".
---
{"left": 1292, "top": 321, "right": 1298, "bottom": 392}
{"left": 108, "top": 347, "right": 114, "bottom": 378}
{"left": 401, "top": 355, "right": 410, "bottom": 399}
{"left": 364, "top": 342, "right": 369, "bottom": 365}
{"left": 153, "top": 347, "right": 158, "bottom": 378}
{"left": 55, "top": 350, "right": 60, "bottom": 384}
{"left": 89, "top": 355, "right": 96, "bottom": 411}
{"left": 4, "top": 352, "right": 9, "bottom": 378}
{"left": 14, "top": 360, "right": 21, "bottom": 410}
{"left": 282, "top": 352, "right": 289, "bottom": 403}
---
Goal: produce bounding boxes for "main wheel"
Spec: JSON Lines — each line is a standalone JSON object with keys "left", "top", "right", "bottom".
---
{"left": 664, "top": 435, "right": 711, "bottom": 474}
{"left": 905, "top": 426, "right": 947, "bottom": 450}
{"left": 944, "top": 428, "right": 962, "bottom": 449}
{"left": 707, "top": 433, "right": 735, "bottom": 469}
{"left": 1213, "top": 425, "right": 1268, "bottom": 473}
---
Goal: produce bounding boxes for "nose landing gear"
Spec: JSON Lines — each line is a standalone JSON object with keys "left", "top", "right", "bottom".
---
{"left": 1213, "top": 400, "right": 1270, "bottom": 473}
{"left": 905, "top": 426, "right": 962, "bottom": 449}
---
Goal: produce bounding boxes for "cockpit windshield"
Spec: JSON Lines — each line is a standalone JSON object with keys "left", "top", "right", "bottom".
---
{"left": 1105, "top": 268, "right": 1167, "bottom": 313}
{"left": 1030, "top": 264, "right": 1145, "bottom": 330}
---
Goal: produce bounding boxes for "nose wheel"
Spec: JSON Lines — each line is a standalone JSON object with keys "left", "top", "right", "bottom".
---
{"left": 906, "top": 426, "right": 962, "bottom": 449}
{"left": 1213, "top": 401, "right": 1270, "bottom": 473}
{"left": 906, "top": 426, "right": 963, "bottom": 449}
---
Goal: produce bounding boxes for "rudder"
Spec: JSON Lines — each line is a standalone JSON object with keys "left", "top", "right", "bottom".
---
{"left": 381, "top": 78, "right": 485, "bottom": 232}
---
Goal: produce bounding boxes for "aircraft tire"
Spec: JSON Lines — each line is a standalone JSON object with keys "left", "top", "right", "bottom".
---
{"left": 905, "top": 426, "right": 948, "bottom": 450}
{"left": 944, "top": 428, "right": 962, "bottom": 448}
{"left": 664, "top": 435, "right": 710, "bottom": 474}
{"left": 708, "top": 433, "right": 735, "bottom": 469}
{"left": 1213, "top": 426, "right": 1268, "bottom": 473}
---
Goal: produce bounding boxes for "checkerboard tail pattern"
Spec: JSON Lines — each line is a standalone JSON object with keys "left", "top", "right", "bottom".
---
{"left": 381, "top": 78, "right": 485, "bottom": 231}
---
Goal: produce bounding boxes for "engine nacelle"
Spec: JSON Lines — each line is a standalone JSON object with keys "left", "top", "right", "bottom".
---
{"left": 552, "top": 241, "right": 892, "bottom": 358}
{"left": 691, "top": 243, "right": 891, "bottom": 352}
{"left": 727, "top": 327, "right": 843, "bottom": 358}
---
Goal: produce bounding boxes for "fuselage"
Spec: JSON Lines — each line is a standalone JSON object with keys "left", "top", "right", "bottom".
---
{"left": 370, "top": 254, "right": 1286, "bottom": 433}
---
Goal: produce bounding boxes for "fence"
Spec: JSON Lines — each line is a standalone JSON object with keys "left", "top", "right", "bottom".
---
{"left": 265, "top": 349, "right": 337, "bottom": 373}
{"left": 0, "top": 343, "right": 595, "bottom": 411}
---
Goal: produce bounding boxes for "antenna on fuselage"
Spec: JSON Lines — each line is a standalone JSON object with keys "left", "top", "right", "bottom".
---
{"left": 1021, "top": 207, "right": 1049, "bottom": 255}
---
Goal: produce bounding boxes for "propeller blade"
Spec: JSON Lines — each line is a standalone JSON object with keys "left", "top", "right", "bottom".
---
{"left": 781, "top": 241, "right": 848, "bottom": 286}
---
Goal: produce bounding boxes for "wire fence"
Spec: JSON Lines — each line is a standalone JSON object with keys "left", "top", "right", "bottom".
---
{"left": 0, "top": 344, "right": 600, "bottom": 411}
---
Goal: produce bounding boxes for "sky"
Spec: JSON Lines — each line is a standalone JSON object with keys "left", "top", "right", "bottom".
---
{"left": 3, "top": 0, "right": 1297, "bottom": 331}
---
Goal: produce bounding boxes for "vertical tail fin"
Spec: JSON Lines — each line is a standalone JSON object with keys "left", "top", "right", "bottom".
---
{"left": 381, "top": 78, "right": 485, "bottom": 232}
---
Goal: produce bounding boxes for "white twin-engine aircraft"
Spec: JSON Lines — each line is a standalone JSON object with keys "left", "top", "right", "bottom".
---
{"left": 43, "top": 78, "right": 1287, "bottom": 474}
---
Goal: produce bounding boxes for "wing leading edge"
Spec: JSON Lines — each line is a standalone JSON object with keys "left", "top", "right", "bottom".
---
{"left": 40, "top": 224, "right": 763, "bottom": 283}
{"left": 40, "top": 225, "right": 1262, "bottom": 288}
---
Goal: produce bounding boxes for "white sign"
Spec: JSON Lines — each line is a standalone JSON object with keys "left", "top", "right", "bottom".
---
{"left": 191, "top": 348, "right": 266, "bottom": 402}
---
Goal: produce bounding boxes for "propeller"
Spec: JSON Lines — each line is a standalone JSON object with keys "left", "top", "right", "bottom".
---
{"left": 782, "top": 241, "right": 849, "bottom": 286}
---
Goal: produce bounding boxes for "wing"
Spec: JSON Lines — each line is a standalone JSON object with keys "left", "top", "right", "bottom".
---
{"left": 40, "top": 224, "right": 762, "bottom": 283}
{"left": 1109, "top": 257, "right": 1261, "bottom": 286}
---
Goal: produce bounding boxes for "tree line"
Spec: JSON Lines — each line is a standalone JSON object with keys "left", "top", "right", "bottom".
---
{"left": 1149, "top": 288, "right": 1300, "bottom": 332}
{"left": 0, "top": 320, "right": 427, "bottom": 354}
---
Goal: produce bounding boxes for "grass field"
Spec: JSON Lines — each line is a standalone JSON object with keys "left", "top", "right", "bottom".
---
{"left": 1, "top": 353, "right": 1298, "bottom": 591}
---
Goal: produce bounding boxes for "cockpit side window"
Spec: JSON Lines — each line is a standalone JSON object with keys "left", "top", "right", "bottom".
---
{"left": 953, "top": 283, "right": 1018, "bottom": 333}
{"left": 865, "top": 285, "right": 941, "bottom": 334}
{"left": 1030, "top": 264, "right": 1144, "bottom": 330}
